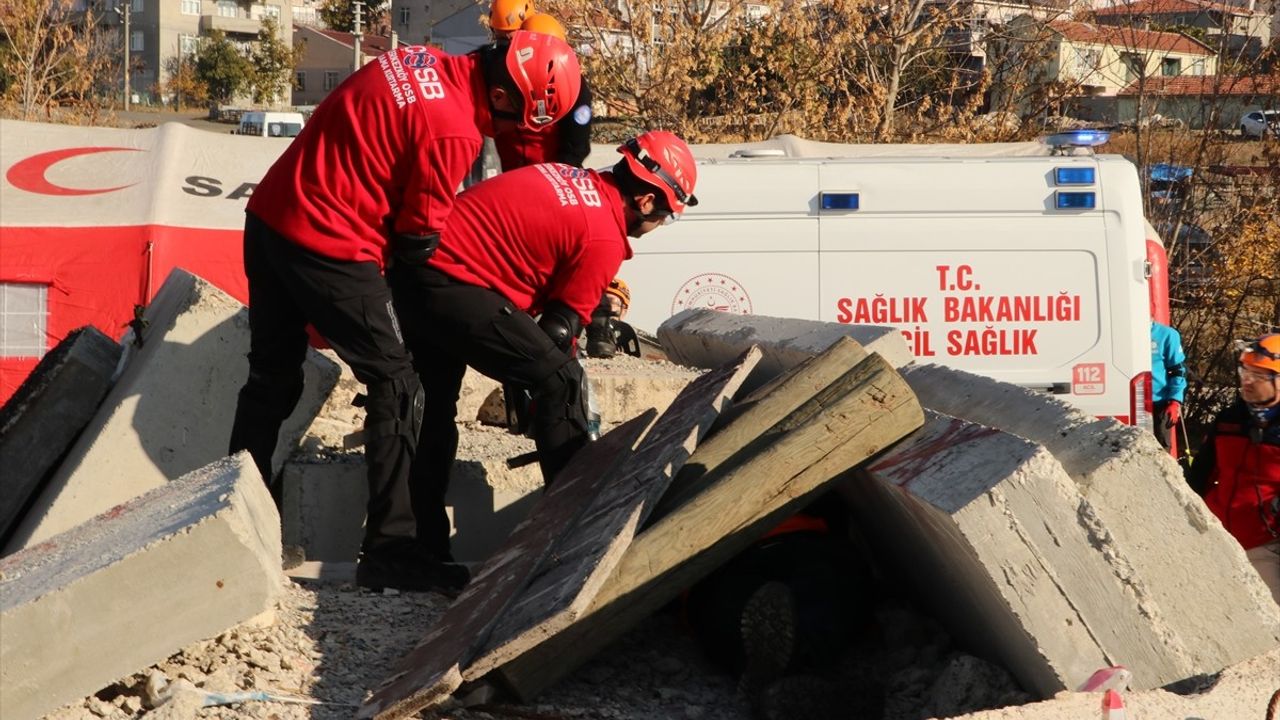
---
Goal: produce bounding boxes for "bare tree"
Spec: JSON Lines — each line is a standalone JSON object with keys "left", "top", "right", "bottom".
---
{"left": 0, "top": 0, "right": 114, "bottom": 119}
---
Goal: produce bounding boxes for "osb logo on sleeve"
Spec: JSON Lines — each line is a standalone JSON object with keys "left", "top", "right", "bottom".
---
{"left": 672, "top": 273, "right": 752, "bottom": 316}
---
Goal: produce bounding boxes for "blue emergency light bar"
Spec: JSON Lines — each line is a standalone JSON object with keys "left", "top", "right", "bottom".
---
{"left": 1054, "top": 167, "right": 1096, "bottom": 185}
{"left": 1042, "top": 129, "right": 1111, "bottom": 148}
{"left": 1055, "top": 191, "right": 1096, "bottom": 209}
{"left": 820, "top": 192, "right": 860, "bottom": 210}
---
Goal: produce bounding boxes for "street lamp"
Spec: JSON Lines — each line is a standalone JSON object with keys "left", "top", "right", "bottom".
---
{"left": 113, "top": 0, "right": 131, "bottom": 111}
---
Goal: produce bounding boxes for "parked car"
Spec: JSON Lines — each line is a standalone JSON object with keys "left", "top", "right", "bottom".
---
{"left": 1239, "top": 109, "right": 1279, "bottom": 138}
{"left": 234, "top": 111, "right": 305, "bottom": 138}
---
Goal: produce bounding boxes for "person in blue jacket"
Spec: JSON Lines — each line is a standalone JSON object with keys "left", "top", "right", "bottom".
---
{"left": 1151, "top": 321, "right": 1187, "bottom": 451}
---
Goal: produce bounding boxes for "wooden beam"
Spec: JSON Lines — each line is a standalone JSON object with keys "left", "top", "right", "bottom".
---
{"left": 492, "top": 353, "right": 923, "bottom": 700}
{"left": 649, "top": 336, "right": 869, "bottom": 522}
{"left": 358, "top": 410, "right": 657, "bottom": 720}
{"left": 461, "top": 347, "right": 762, "bottom": 680}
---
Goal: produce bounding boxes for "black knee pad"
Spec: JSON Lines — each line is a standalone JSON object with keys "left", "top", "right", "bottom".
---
{"left": 364, "top": 374, "right": 424, "bottom": 442}
{"left": 243, "top": 366, "right": 305, "bottom": 421}
{"left": 531, "top": 361, "right": 589, "bottom": 435}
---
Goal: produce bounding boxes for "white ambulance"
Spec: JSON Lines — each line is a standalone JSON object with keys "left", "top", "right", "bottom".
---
{"left": 593, "top": 131, "right": 1164, "bottom": 426}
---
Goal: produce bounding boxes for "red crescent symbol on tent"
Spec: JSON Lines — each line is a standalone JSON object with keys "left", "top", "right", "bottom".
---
{"left": 5, "top": 146, "right": 144, "bottom": 196}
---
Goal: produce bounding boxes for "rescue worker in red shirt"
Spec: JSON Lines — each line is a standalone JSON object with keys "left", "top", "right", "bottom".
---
{"left": 489, "top": 4, "right": 594, "bottom": 169}
{"left": 388, "top": 130, "right": 698, "bottom": 563}
{"left": 1187, "top": 333, "right": 1280, "bottom": 602}
{"left": 228, "top": 32, "right": 581, "bottom": 594}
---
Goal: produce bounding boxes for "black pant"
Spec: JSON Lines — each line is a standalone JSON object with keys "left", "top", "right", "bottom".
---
{"left": 389, "top": 263, "right": 589, "bottom": 557}
{"left": 229, "top": 212, "right": 423, "bottom": 553}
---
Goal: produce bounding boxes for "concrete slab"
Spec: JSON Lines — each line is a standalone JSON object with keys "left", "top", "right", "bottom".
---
{"left": 5, "top": 269, "right": 340, "bottom": 552}
{"left": 901, "top": 363, "right": 1280, "bottom": 677}
{"left": 0, "top": 452, "right": 282, "bottom": 720}
{"left": 0, "top": 327, "right": 121, "bottom": 545}
{"left": 655, "top": 308, "right": 909, "bottom": 394}
{"left": 848, "top": 412, "right": 1191, "bottom": 694}
{"left": 283, "top": 430, "right": 543, "bottom": 564}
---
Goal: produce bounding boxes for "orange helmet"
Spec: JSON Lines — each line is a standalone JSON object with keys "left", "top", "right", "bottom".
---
{"left": 617, "top": 130, "right": 699, "bottom": 216}
{"left": 490, "top": 0, "right": 534, "bottom": 32}
{"left": 1240, "top": 333, "right": 1280, "bottom": 374}
{"left": 605, "top": 278, "right": 631, "bottom": 308}
{"left": 521, "top": 12, "right": 566, "bottom": 41}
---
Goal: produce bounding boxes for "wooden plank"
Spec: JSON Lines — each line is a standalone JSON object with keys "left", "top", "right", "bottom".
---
{"left": 358, "top": 409, "right": 657, "bottom": 720}
{"left": 649, "top": 336, "right": 869, "bottom": 522}
{"left": 461, "top": 346, "right": 762, "bottom": 680}
{"left": 491, "top": 353, "right": 924, "bottom": 700}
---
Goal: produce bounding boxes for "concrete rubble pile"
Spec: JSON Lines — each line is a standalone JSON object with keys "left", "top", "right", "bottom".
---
{"left": 4, "top": 285, "right": 1278, "bottom": 720}
{"left": 658, "top": 308, "right": 1280, "bottom": 695}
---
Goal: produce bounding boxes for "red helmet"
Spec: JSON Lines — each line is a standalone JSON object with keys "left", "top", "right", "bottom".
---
{"left": 506, "top": 30, "right": 581, "bottom": 131}
{"left": 617, "top": 130, "right": 699, "bottom": 216}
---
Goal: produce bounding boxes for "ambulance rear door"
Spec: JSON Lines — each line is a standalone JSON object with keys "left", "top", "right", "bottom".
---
{"left": 816, "top": 157, "right": 1129, "bottom": 418}
{"left": 623, "top": 161, "right": 821, "bottom": 333}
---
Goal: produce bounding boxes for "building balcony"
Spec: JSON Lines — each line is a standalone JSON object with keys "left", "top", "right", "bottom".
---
{"left": 200, "top": 13, "right": 261, "bottom": 36}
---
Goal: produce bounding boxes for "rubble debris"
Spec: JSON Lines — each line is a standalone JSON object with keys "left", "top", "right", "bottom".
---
{"left": 0, "top": 453, "right": 282, "bottom": 720}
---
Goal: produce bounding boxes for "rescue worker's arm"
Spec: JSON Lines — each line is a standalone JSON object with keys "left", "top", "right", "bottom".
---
{"left": 1185, "top": 418, "right": 1218, "bottom": 497}
{"left": 555, "top": 79, "right": 593, "bottom": 168}
{"left": 1165, "top": 329, "right": 1188, "bottom": 405}
{"left": 391, "top": 135, "right": 481, "bottom": 261}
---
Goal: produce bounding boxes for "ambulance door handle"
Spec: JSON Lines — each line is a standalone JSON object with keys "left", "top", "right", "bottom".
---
{"left": 1049, "top": 382, "right": 1070, "bottom": 395}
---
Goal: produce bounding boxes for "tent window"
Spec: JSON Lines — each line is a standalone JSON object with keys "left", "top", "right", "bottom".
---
{"left": 0, "top": 283, "right": 48, "bottom": 358}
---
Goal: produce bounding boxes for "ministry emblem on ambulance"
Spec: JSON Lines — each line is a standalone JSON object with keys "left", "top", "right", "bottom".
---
{"left": 672, "top": 273, "right": 752, "bottom": 316}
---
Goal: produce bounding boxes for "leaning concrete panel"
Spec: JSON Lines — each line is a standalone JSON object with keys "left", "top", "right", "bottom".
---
{"left": 656, "top": 308, "right": 910, "bottom": 394}
{"left": 849, "top": 413, "right": 1192, "bottom": 694}
{"left": 0, "top": 327, "right": 121, "bottom": 544}
{"left": 6, "top": 269, "right": 340, "bottom": 552}
{"left": 902, "top": 363, "right": 1280, "bottom": 674}
{"left": 0, "top": 452, "right": 282, "bottom": 720}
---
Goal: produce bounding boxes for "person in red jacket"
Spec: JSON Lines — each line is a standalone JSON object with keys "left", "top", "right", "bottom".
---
{"left": 228, "top": 32, "right": 581, "bottom": 594}
{"left": 388, "top": 130, "right": 698, "bottom": 562}
{"left": 1187, "top": 333, "right": 1280, "bottom": 602}
{"left": 489, "top": 9, "right": 594, "bottom": 169}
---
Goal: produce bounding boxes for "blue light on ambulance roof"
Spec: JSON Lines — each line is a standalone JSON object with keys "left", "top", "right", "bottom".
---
{"left": 1054, "top": 167, "right": 1096, "bottom": 185}
{"left": 1056, "top": 191, "right": 1096, "bottom": 209}
{"left": 1042, "top": 129, "right": 1111, "bottom": 148}
{"left": 821, "top": 192, "right": 860, "bottom": 210}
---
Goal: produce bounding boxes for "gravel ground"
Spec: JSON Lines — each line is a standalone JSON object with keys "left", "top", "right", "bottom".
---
{"left": 36, "top": 350, "right": 1280, "bottom": 719}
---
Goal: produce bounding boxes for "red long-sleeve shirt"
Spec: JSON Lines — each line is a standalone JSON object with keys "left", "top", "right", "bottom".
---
{"left": 428, "top": 164, "right": 631, "bottom": 324}
{"left": 247, "top": 45, "right": 490, "bottom": 268}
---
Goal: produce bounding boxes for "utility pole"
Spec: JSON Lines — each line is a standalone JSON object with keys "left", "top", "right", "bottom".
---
{"left": 114, "top": 1, "right": 131, "bottom": 111}
{"left": 352, "top": 1, "right": 363, "bottom": 70}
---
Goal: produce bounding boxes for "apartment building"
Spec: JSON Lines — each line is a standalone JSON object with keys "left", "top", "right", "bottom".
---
{"left": 95, "top": 0, "right": 294, "bottom": 106}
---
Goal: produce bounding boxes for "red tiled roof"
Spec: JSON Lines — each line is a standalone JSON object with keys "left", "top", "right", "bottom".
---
{"left": 1117, "top": 74, "right": 1280, "bottom": 95}
{"left": 1094, "top": 0, "right": 1257, "bottom": 17}
{"left": 312, "top": 28, "right": 404, "bottom": 54}
{"left": 1048, "top": 20, "right": 1214, "bottom": 55}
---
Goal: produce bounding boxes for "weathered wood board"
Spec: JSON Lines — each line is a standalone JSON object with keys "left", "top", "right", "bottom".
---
{"left": 461, "top": 347, "right": 762, "bottom": 680}
{"left": 358, "top": 409, "right": 657, "bottom": 720}
{"left": 493, "top": 352, "right": 924, "bottom": 700}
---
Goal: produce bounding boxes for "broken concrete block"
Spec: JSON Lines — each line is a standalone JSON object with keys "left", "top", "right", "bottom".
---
{"left": 656, "top": 308, "right": 910, "bottom": 394}
{"left": 283, "top": 426, "right": 543, "bottom": 564}
{"left": 0, "top": 452, "right": 282, "bottom": 720}
{"left": 902, "top": 363, "right": 1280, "bottom": 677}
{"left": 0, "top": 327, "right": 121, "bottom": 544}
{"left": 849, "top": 412, "right": 1192, "bottom": 694}
{"left": 5, "top": 269, "right": 340, "bottom": 552}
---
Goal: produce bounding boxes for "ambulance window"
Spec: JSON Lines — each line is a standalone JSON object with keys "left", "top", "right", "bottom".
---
{"left": 0, "top": 283, "right": 48, "bottom": 358}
